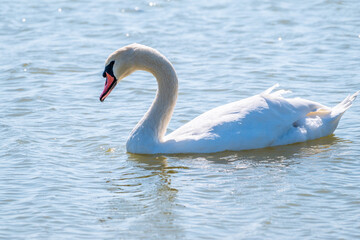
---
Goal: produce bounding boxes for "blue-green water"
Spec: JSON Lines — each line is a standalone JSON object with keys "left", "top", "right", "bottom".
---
{"left": 1, "top": 0, "right": 360, "bottom": 239}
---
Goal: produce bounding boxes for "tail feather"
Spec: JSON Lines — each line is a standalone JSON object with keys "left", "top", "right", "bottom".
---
{"left": 331, "top": 90, "right": 359, "bottom": 117}
{"left": 309, "top": 90, "right": 359, "bottom": 138}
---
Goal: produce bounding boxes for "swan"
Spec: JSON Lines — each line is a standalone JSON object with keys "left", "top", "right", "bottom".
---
{"left": 99, "top": 43, "right": 359, "bottom": 154}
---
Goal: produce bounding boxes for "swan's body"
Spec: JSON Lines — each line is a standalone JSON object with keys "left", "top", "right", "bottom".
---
{"left": 100, "top": 43, "right": 358, "bottom": 154}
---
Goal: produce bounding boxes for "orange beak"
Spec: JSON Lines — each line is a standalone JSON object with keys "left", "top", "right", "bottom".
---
{"left": 100, "top": 72, "right": 117, "bottom": 102}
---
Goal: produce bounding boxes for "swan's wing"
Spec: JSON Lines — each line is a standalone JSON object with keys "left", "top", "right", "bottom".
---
{"left": 164, "top": 92, "right": 327, "bottom": 152}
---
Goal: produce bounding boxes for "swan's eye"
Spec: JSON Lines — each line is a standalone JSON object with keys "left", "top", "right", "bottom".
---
{"left": 103, "top": 61, "right": 115, "bottom": 78}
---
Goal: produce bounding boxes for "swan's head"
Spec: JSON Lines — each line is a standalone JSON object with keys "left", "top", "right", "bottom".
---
{"left": 100, "top": 44, "right": 137, "bottom": 102}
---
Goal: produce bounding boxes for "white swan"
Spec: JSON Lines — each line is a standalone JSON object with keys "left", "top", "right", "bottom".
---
{"left": 100, "top": 43, "right": 359, "bottom": 154}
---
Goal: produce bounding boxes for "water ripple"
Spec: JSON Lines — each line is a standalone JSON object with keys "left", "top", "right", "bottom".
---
{"left": 1, "top": 0, "right": 360, "bottom": 239}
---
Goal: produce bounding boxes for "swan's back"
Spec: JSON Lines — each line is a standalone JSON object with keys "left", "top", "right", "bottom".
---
{"left": 161, "top": 87, "right": 358, "bottom": 154}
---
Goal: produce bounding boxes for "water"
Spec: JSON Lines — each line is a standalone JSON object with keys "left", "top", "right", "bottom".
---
{"left": 1, "top": 0, "right": 360, "bottom": 239}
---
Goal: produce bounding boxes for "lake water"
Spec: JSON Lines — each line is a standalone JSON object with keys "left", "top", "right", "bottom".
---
{"left": 1, "top": 0, "right": 360, "bottom": 239}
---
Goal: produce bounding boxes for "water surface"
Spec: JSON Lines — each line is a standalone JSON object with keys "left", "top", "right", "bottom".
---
{"left": 1, "top": 0, "right": 360, "bottom": 239}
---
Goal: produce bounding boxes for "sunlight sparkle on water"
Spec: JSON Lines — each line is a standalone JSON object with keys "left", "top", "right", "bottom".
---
{"left": 2, "top": 0, "right": 360, "bottom": 239}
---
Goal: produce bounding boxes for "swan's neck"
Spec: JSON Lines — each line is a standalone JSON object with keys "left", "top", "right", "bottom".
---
{"left": 126, "top": 48, "right": 178, "bottom": 153}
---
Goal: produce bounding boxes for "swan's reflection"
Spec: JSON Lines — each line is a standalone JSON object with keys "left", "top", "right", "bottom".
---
{"left": 155, "top": 135, "right": 342, "bottom": 164}
{"left": 127, "top": 154, "right": 180, "bottom": 200}
{"left": 126, "top": 135, "right": 343, "bottom": 171}
{"left": 127, "top": 154, "right": 169, "bottom": 170}
{"left": 102, "top": 154, "right": 184, "bottom": 237}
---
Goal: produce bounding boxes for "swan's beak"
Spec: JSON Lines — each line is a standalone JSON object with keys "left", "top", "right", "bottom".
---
{"left": 100, "top": 73, "right": 117, "bottom": 102}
